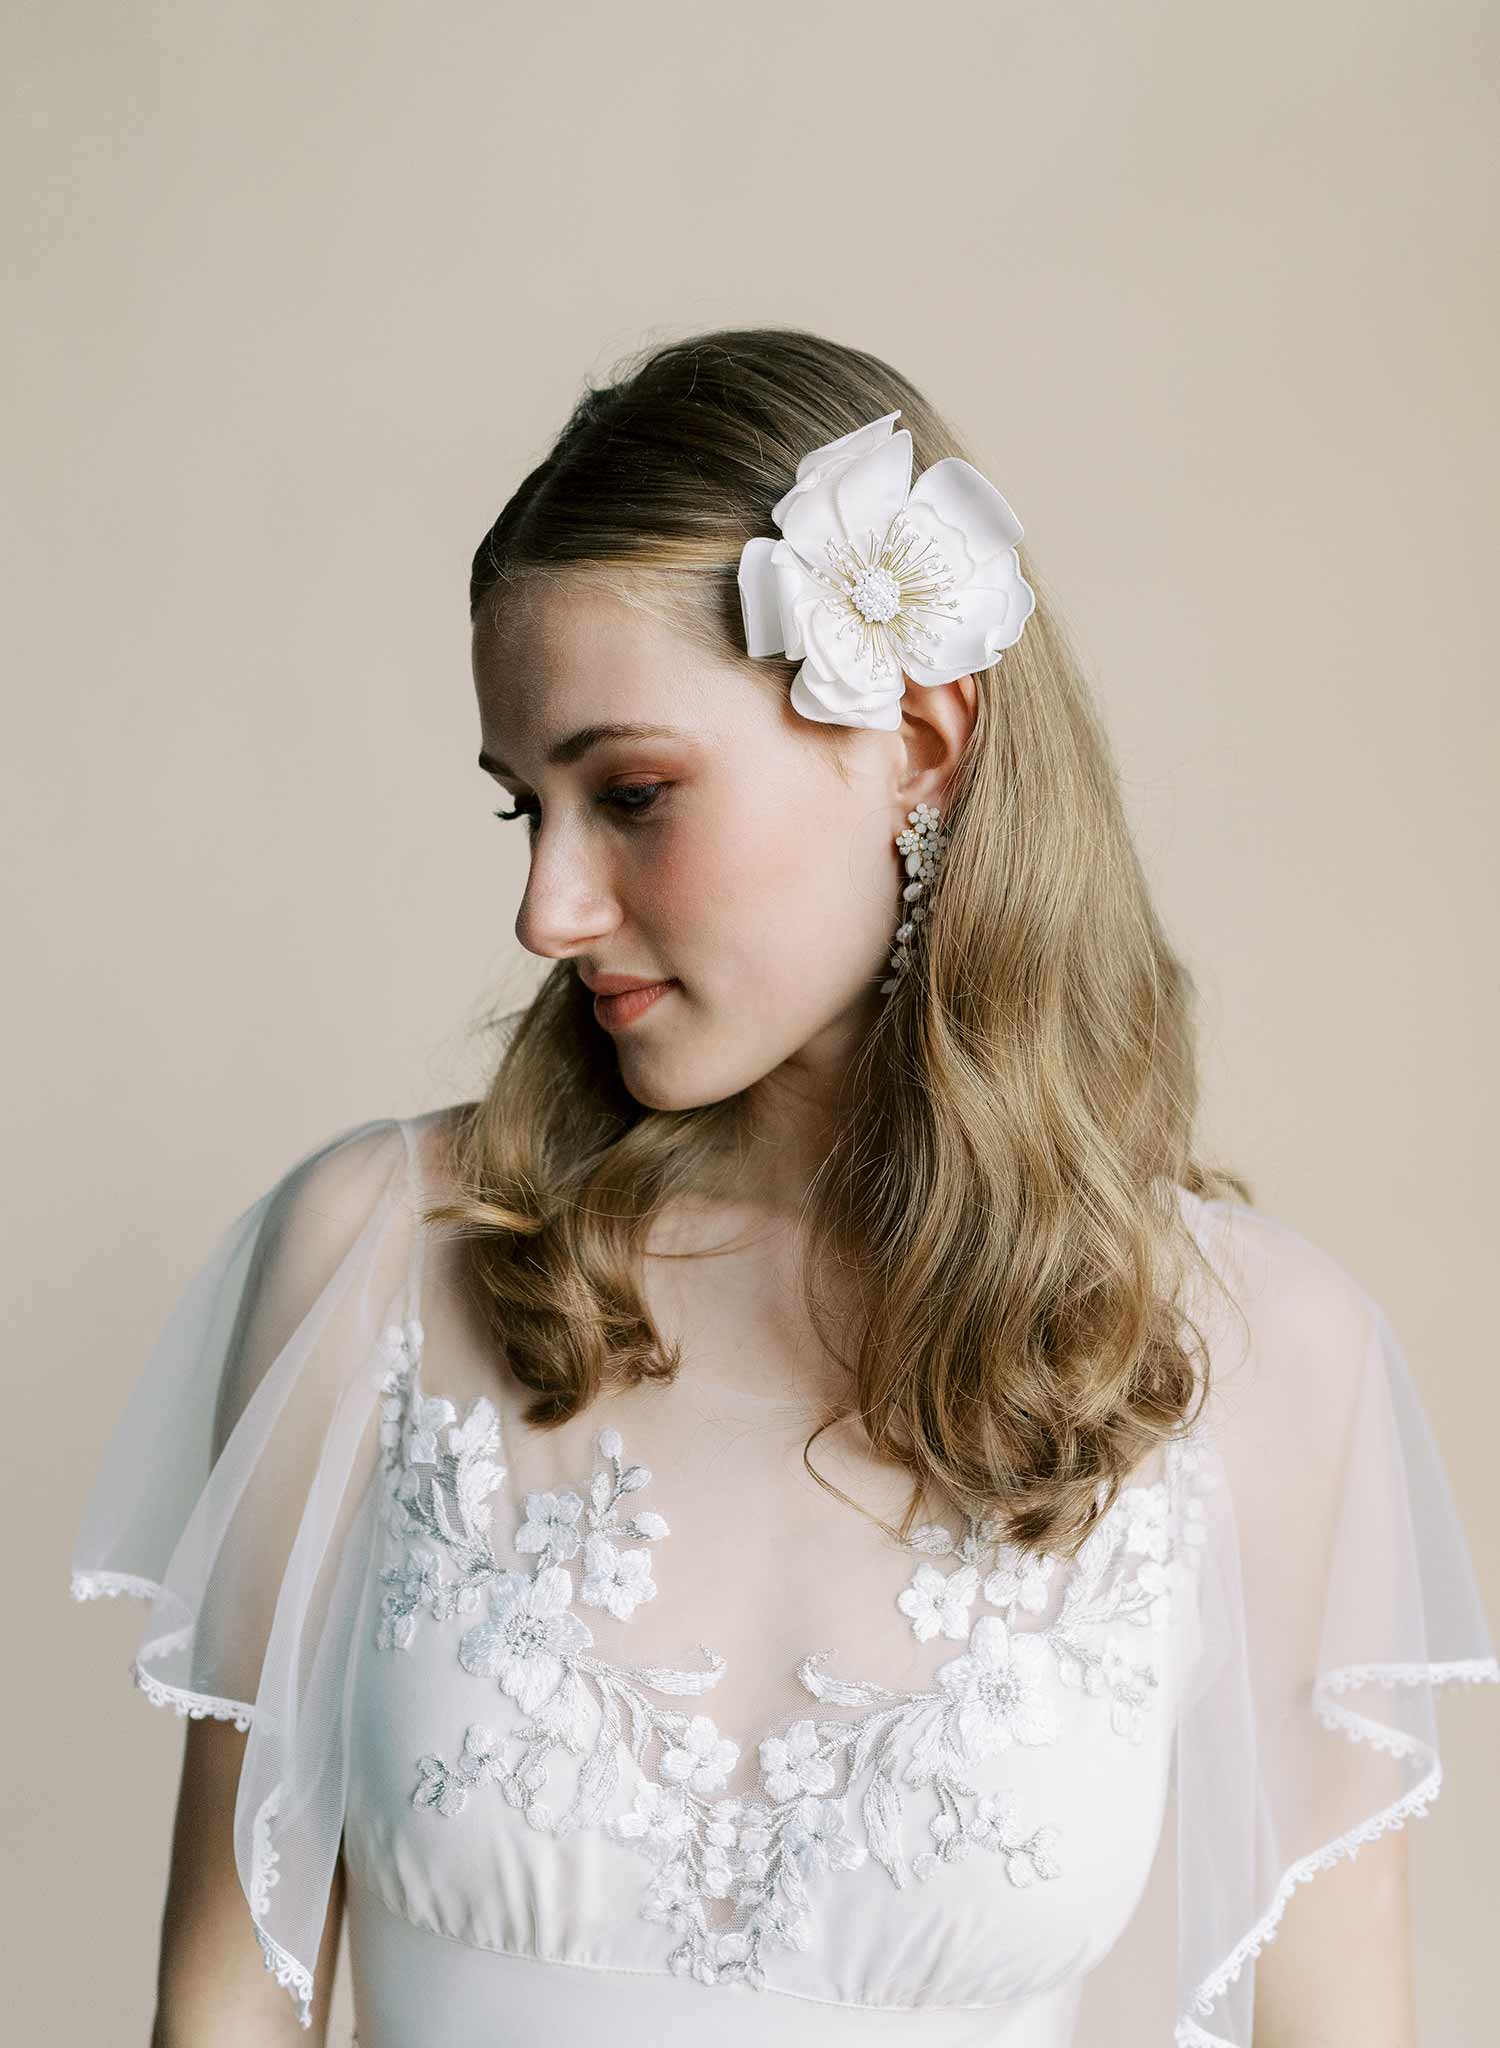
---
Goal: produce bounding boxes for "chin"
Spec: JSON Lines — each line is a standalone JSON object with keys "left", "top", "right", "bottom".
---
{"left": 617, "top": 1066, "right": 744, "bottom": 1114}
{"left": 612, "top": 1029, "right": 781, "bottom": 1115}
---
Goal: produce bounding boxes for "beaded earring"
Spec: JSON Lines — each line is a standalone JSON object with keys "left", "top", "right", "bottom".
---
{"left": 880, "top": 801, "right": 950, "bottom": 996}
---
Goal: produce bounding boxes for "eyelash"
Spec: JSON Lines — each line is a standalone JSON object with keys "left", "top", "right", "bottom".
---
{"left": 492, "top": 782, "right": 669, "bottom": 829}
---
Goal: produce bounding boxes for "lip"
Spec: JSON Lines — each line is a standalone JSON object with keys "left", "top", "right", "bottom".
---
{"left": 592, "top": 977, "right": 678, "bottom": 1031}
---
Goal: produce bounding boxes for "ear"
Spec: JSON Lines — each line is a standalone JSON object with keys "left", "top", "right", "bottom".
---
{"left": 894, "top": 673, "right": 977, "bottom": 807}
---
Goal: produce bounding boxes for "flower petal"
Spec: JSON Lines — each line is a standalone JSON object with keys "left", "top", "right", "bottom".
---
{"left": 780, "top": 431, "right": 913, "bottom": 571}
{"left": 770, "top": 410, "right": 902, "bottom": 526}
{"left": 905, "top": 456, "right": 1024, "bottom": 575}
{"left": 504, "top": 1648, "right": 563, "bottom": 1715}
{"left": 457, "top": 1620, "right": 503, "bottom": 1677}
{"left": 738, "top": 537, "right": 784, "bottom": 657}
{"left": 767, "top": 539, "right": 819, "bottom": 661}
{"left": 956, "top": 1698, "right": 1004, "bottom": 1758}
{"left": 531, "top": 1565, "right": 574, "bottom": 1614}
{"left": 800, "top": 594, "right": 895, "bottom": 702}
{"left": 968, "top": 1613, "right": 1011, "bottom": 1666}
{"left": 550, "top": 1608, "right": 594, "bottom": 1654}
{"left": 789, "top": 663, "right": 903, "bottom": 732}
{"left": 901, "top": 563, "right": 1036, "bottom": 686}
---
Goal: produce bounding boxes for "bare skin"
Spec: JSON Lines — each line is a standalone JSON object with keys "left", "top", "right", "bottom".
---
{"left": 1251, "top": 1829, "right": 1416, "bottom": 2046}
{"left": 151, "top": 1718, "right": 344, "bottom": 2047}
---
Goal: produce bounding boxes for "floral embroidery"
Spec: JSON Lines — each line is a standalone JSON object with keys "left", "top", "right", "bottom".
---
{"left": 915, "top": 1789, "right": 1062, "bottom": 1887}
{"left": 936, "top": 1616, "right": 1059, "bottom": 1757}
{"left": 894, "top": 1469, "right": 1189, "bottom": 1749}
{"left": 895, "top": 1560, "right": 978, "bottom": 1640}
{"left": 459, "top": 1565, "right": 594, "bottom": 1714}
{"left": 759, "top": 1720, "right": 837, "bottom": 1801}
{"left": 372, "top": 1320, "right": 1212, "bottom": 1990}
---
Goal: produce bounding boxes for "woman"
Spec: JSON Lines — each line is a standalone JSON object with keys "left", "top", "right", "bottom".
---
{"left": 71, "top": 327, "right": 1497, "bottom": 2046}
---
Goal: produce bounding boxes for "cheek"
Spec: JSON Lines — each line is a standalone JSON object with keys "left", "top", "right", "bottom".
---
{"left": 656, "top": 799, "right": 893, "bottom": 980}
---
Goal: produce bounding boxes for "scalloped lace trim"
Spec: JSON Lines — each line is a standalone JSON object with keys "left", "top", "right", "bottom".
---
{"left": 251, "top": 1783, "right": 314, "bottom": 2028}
{"left": 1174, "top": 1655, "right": 1500, "bottom": 2047}
{"left": 73, "top": 1567, "right": 313, "bottom": 2026}
{"left": 70, "top": 1568, "right": 256, "bottom": 1731}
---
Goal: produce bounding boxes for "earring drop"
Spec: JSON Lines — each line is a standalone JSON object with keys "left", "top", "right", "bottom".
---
{"left": 881, "top": 801, "right": 950, "bottom": 996}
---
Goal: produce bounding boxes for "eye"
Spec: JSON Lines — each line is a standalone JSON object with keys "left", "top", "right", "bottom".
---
{"left": 491, "top": 783, "right": 669, "bottom": 829}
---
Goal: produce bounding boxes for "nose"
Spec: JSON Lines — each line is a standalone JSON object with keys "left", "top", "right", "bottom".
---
{"left": 512, "top": 826, "right": 621, "bottom": 964}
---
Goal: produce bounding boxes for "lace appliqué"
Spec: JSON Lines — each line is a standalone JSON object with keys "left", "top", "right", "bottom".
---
{"left": 373, "top": 1320, "right": 1211, "bottom": 1990}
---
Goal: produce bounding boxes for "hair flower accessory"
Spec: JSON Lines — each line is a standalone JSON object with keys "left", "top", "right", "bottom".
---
{"left": 737, "top": 410, "right": 1036, "bottom": 731}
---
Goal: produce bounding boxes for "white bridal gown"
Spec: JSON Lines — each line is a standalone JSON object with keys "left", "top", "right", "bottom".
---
{"left": 70, "top": 1110, "right": 1498, "bottom": 2046}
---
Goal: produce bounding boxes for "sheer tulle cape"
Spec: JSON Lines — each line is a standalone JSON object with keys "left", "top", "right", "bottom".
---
{"left": 69, "top": 1113, "right": 1498, "bottom": 2038}
{"left": 1169, "top": 1195, "right": 1498, "bottom": 2041}
{"left": 70, "top": 1117, "right": 425, "bottom": 2024}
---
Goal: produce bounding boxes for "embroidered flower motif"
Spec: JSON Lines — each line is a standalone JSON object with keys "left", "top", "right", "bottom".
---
{"left": 457, "top": 1565, "right": 593, "bottom": 1714}
{"left": 404, "top": 1394, "right": 457, "bottom": 1467}
{"left": 376, "top": 1320, "right": 428, "bottom": 1448}
{"left": 700, "top": 1793, "right": 780, "bottom": 1896}
{"left": 982, "top": 1544, "right": 1058, "bottom": 1615}
{"left": 758, "top": 1718, "right": 837, "bottom": 1801}
{"left": 782, "top": 1794, "right": 867, "bottom": 1874}
{"left": 610, "top": 1779, "right": 695, "bottom": 1856}
{"left": 375, "top": 1546, "right": 443, "bottom": 1650}
{"left": 515, "top": 1489, "right": 585, "bottom": 1562}
{"left": 736, "top": 411, "right": 1036, "bottom": 732}
{"left": 411, "top": 1724, "right": 507, "bottom": 1816}
{"left": 1097, "top": 1637, "right": 1157, "bottom": 1741}
{"left": 707, "top": 1795, "right": 775, "bottom": 1879}
{"left": 896, "top": 1560, "right": 980, "bottom": 1642}
{"left": 936, "top": 1615, "right": 1060, "bottom": 1759}
{"left": 660, "top": 1713, "right": 740, "bottom": 1796}
{"left": 1118, "top": 1483, "right": 1170, "bottom": 1561}
{"left": 579, "top": 1530, "right": 658, "bottom": 1620}
{"left": 1128, "top": 1560, "right": 1173, "bottom": 1632}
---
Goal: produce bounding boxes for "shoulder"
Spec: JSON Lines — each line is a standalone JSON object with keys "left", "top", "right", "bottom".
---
{"left": 272, "top": 1115, "right": 411, "bottom": 1216}
{"left": 401, "top": 1101, "right": 476, "bottom": 1208}
{"left": 1172, "top": 1185, "right": 1382, "bottom": 1398}
{"left": 254, "top": 1112, "right": 455, "bottom": 1253}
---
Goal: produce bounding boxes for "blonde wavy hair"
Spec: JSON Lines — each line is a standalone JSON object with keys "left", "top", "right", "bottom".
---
{"left": 425, "top": 325, "right": 1251, "bottom": 1561}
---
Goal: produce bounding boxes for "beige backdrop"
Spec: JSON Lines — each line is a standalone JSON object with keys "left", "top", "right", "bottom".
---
{"left": 9, "top": 1, "right": 1496, "bottom": 2040}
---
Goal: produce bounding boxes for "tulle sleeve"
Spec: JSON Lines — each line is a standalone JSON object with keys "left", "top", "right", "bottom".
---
{"left": 1171, "top": 1192, "right": 1499, "bottom": 2044}
{"left": 69, "top": 1114, "right": 426, "bottom": 2029}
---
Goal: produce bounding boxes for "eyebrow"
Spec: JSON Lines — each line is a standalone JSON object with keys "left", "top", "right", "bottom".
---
{"left": 477, "top": 722, "right": 687, "bottom": 779}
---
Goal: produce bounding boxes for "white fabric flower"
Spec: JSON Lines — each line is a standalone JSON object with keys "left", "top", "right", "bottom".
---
{"left": 738, "top": 410, "right": 1035, "bottom": 731}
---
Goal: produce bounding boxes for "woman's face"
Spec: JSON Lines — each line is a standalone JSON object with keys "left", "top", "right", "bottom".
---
{"left": 472, "top": 578, "right": 958, "bottom": 1115}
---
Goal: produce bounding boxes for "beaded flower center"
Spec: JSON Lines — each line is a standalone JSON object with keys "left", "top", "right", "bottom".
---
{"left": 817, "top": 511, "right": 964, "bottom": 681}
{"left": 850, "top": 566, "right": 901, "bottom": 623}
